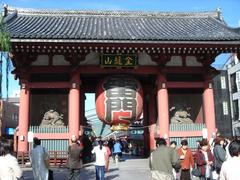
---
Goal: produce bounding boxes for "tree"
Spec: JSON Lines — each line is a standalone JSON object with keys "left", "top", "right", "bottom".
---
{"left": 0, "top": 14, "right": 11, "bottom": 99}
{"left": 0, "top": 14, "right": 11, "bottom": 137}
{"left": 0, "top": 14, "right": 10, "bottom": 52}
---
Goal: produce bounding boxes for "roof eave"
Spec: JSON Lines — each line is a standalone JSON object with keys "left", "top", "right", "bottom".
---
{"left": 10, "top": 38, "right": 240, "bottom": 45}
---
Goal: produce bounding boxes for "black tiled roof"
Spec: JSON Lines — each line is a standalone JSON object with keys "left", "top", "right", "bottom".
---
{"left": 4, "top": 7, "right": 240, "bottom": 42}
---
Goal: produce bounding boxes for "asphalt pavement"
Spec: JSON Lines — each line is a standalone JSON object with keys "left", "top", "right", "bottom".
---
{"left": 21, "top": 154, "right": 151, "bottom": 180}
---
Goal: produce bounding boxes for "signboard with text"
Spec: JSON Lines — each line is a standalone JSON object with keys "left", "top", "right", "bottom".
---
{"left": 27, "top": 131, "right": 34, "bottom": 142}
{"left": 101, "top": 54, "right": 137, "bottom": 68}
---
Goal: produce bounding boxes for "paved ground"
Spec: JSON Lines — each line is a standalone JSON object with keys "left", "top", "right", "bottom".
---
{"left": 21, "top": 155, "right": 151, "bottom": 180}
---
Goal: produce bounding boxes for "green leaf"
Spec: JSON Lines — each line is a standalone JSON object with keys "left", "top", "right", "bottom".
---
{"left": 0, "top": 15, "right": 11, "bottom": 52}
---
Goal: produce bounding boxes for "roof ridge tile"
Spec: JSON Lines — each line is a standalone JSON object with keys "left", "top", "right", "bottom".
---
{"left": 5, "top": 6, "right": 240, "bottom": 41}
{"left": 7, "top": 6, "right": 219, "bottom": 18}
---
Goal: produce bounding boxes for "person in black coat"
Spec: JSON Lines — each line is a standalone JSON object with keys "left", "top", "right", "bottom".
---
{"left": 213, "top": 137, "right": 226, "bottom": 174}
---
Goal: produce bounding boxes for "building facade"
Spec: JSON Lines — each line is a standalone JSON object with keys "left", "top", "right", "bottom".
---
{"left": 0, "top": 98, "right": 19, "bottom": 138}
{"left": 213, "top": 70, "right": 232, "bottom": 137}
{"left": 226, "top": 54, "right": 240, "bottom": 136}
{"left": 3, "top": 7, "right": 240, "bottom": 153}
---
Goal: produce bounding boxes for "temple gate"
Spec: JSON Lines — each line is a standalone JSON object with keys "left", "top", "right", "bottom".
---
{"left": 3, "top": 7, "right": 240, "bottom": 154}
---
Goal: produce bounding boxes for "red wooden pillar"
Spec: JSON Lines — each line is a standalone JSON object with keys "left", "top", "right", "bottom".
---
{"left": 79, "top": 93, "right": 86, "bottom": 136}
{"left": 143, "top": 94, "right": 150, "bottom": 156}
{"left": 149, "top": 92, "right": 156, "bottom": 151}
{"left": 203, "top": 80, "right": 216, "bottom": 140}
{"left": 157, "top": 74, "right": 169, "bottom": 143}
{"left": 18, "top": 81, "right": 30, "bottom": 152}
{"left": 68, "top": 73, "right": 81, "bottom": 142}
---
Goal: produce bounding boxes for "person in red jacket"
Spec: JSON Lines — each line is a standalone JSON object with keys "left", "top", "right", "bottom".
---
{"left": 194, "top": 139, "right": 214, "bottom": 180}
{"left": 104, "top": 141, "right": 111, "bottom": 172}
{"left": 177, "top": 139, "right": 194, "bottom": 180}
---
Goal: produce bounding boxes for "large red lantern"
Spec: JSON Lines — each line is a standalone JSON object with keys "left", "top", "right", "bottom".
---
{"left": 96, "top": 75, "right": 143, "bottom": 131}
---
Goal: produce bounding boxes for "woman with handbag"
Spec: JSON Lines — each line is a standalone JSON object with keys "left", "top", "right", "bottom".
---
{"left": 194, "top": 139, "right": 214, "bottom": 180}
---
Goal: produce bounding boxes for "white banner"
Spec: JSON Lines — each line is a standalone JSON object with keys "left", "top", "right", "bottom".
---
{"left": 235, "top": 71, "right": 240, "bottom": 92}
{"left": 238, "top": 100, "right": 240, "bottom": 121}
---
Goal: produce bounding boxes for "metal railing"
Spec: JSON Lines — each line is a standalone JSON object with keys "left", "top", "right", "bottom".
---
{"left": 170, "top": 136, "right": 203, "bottom": 150}
{"left": 170, "top": 123, "right": 206, "bottom": 131}
{"left": 29, "top": 126, "right": 69, "bottom": 133}
{"left": 17, "top": 151, "right": 68, "bottom": 167}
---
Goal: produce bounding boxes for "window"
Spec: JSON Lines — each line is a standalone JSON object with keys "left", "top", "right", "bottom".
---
{"left": 220, "top": 76, "right": 226, "bottom": 89}
{"left": 222, "top": 101, "right": 228, "bottom": 115}
{"left": 236, "top": 71, "right": 240, "bottom": 92}
{"left": 11, "top": 114, "right": 15, "bottom": 121}
{"left": 233, "top": 100, "right": 239, "bottom": 121}
{"left": 230, "top": 74, "right": 237, "bottom": 93}
{"left": 15, "top": 114, "right": 18, "bottom": 121}
{"left": 12, "top": 113, "right": 18, "bottom": 121}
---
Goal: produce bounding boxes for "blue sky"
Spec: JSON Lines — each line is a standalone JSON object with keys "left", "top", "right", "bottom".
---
{"left": 4, "top": 0, "right": 240, "bottom": 26}
{"left": 1, "top": 0, "right": 240, "bottom": 99}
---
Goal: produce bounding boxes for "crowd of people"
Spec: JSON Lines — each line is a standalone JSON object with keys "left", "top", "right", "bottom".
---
{"left": 69, "top": 136, "right": 128, "bottom": 180}
{"left": 1, "top": 133, "right": 240, "bottom": 180}
{"left": 149, "top": 136, "right": 240, "bottom": 180}
{"left": 0, "top": 134, "right": 133, "bottom": 180}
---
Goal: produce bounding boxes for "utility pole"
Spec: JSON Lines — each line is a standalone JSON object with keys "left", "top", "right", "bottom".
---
{"left": 0, "top": 53, "right": 2, "bottom": 138}
{"left": 0, "top": 100, "right": 2, "bottom": 137}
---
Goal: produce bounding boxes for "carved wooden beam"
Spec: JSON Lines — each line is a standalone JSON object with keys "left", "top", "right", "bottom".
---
{"left": 11, "top": 53, "right": 35, "bottom": 80}
{"left": 11, "top": 53, "right": 37, "bottom": 78}
{"left": 150, "top": 53, "right": 171, "bottom": 67}
{"left": 197, "top": 53, "right": 218, "bottom": 66}
{"left": 19, "top": 72, "right": 30, "bottom": 82}
{"left": 13, "top": 53, "right": 37, "bottom": 66}
{"left": 203, "top": 66, "right": 220, "bottom": 80}
{"left": 65, "top": 53, "right": 87, "bottom": 66}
